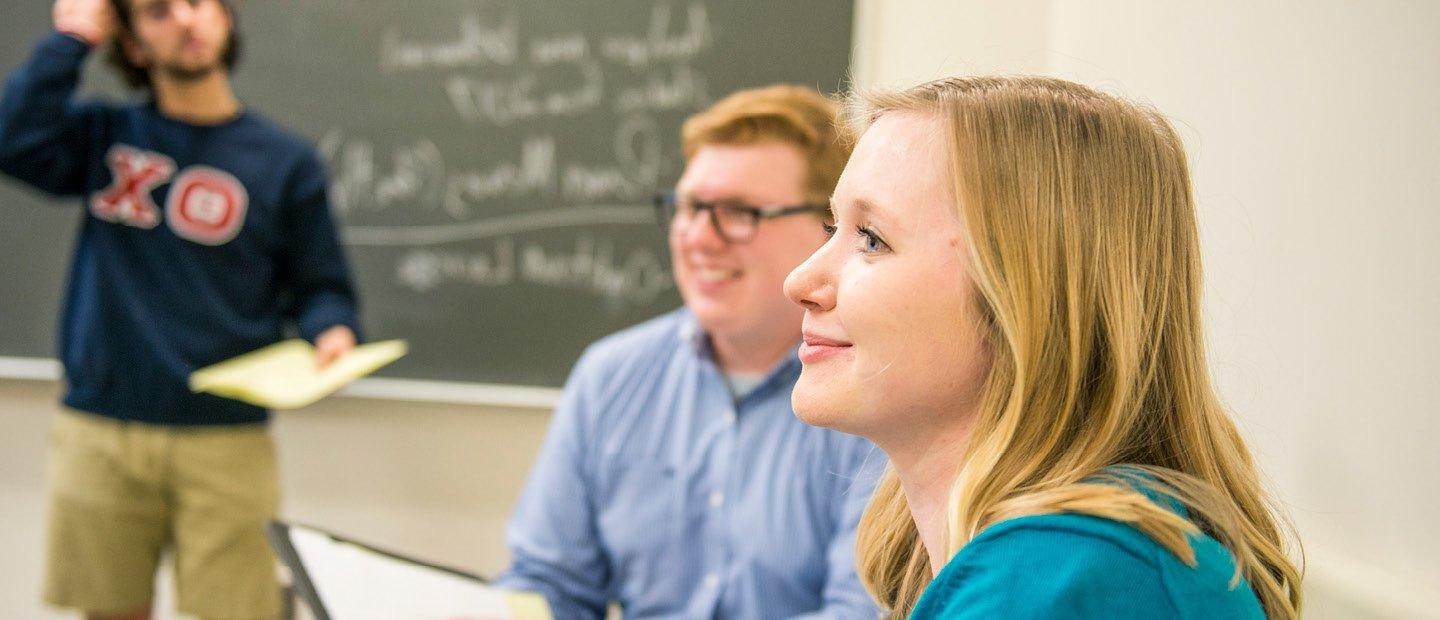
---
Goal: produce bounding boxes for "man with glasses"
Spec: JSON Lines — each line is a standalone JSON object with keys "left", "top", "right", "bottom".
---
{"left": 495, "top": 85, "right": 883, "bottom": 618}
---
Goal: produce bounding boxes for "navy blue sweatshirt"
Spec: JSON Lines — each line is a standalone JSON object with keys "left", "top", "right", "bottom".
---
{"left": 0, "top": 32, "right": 361, "bottom": 426}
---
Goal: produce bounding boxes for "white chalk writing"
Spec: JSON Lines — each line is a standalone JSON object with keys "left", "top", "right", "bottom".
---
{"left": 380, "top": 14, "right": 521, "bottom": 72}
{"left": 396, "top": 237, "right": 672, "bottom": 308}
{"left": 324, "top": 2, "right": 724, "bottom": 303}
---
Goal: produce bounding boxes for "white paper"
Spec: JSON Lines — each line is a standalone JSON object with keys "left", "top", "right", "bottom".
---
{"left": 287, "top": 525, "right": 550, "bottom": 619}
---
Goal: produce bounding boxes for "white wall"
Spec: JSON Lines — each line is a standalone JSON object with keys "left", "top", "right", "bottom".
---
{"left": 852, "top": 0, "right": 1052, "bottom": 87}
{"left": 854, "top": 0, "right": 1440, "bottom": 617}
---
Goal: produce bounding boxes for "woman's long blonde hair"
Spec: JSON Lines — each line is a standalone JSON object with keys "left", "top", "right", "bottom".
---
{"left": 849, "top": 76, "right": 1302, "bottom": 618}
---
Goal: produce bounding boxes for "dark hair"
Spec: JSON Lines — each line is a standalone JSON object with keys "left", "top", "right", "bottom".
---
{"left": 105, "top": 0, "right": 243, "bottom": 90}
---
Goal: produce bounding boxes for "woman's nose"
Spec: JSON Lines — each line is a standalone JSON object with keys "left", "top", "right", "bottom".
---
{"left": 784, "top": 240, "right": 837, "bottom": 311}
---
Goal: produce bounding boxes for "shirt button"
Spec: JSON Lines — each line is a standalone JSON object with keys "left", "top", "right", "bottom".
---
{"left": 704, "top": 573, "right": 720, "bottom": 588}
{"left": 709, "top": 491, "right": 724, "bottom": 508}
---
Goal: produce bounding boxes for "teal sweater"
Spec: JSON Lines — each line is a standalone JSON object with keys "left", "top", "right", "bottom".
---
{"left": 910, "top": 484, "right": 1264, "bottom": 618}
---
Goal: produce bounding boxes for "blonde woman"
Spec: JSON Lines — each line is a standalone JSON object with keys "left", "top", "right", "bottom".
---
{"left": 784, "top": 76, "right": 1302, "bottom": 618}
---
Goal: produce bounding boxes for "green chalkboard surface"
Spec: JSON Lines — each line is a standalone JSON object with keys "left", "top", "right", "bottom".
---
{"left": 0, "top": 1, "right": 854, "bottom": 388}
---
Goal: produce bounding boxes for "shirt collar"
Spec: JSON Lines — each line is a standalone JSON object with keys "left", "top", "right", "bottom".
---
{"left": 676, "top": 309, "right": 709, "bottom": 354}
{"left": 675, "top": 309, "right": 802, "bottom": 396}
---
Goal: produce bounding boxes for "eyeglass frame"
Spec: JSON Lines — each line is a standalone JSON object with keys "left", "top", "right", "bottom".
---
{"left": 653, "top": 191, "right": 830, "bottom": 244}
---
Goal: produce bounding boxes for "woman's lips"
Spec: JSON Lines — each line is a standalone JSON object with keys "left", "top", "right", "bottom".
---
{"left": 799, "top": 332, "right": 852, "bottom": 363}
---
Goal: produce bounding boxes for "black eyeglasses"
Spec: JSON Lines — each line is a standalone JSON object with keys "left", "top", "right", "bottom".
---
{"left": 653, "top": 191, "right": 829, "bottom": 244}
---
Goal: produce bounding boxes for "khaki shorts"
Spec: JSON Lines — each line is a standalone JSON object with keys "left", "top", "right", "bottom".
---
{"left": 43, "top": 409, "right": 281, "bottom": 619}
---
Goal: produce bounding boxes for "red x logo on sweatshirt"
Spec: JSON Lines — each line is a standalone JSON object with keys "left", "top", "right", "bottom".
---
{"left": 90, "top": 145, "right": 176, "bottom": 229}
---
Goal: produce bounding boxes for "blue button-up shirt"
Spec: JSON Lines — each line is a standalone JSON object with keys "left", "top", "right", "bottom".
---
{"left": 496, "top": 309, "right": 885, "bottom": 619}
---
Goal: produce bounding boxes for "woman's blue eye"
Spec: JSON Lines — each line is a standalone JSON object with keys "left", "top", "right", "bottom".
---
{"left": 857, "top": 226, "right": 889, "bottom": 253}
{"left": 821, "top": 222, "right": 837, "bottom": 237}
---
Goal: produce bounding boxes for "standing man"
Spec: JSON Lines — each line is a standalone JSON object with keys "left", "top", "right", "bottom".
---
{"left": 496, "top": 85, "right": 883, "bottom": 618}
{"left": 0, "top": 1, "right": 360, "bottom": 618}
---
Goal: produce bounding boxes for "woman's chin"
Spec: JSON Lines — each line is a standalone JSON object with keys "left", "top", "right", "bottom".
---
{"left": 793, "top": 405, "right": 835, "bottom": 430}
{"left": 791, "top": 384, "right": 856, "bottom": 432}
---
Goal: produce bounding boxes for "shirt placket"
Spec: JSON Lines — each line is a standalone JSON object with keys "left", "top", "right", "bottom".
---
{"left": 695, "top": 391, "right": 740, "bottom": 617}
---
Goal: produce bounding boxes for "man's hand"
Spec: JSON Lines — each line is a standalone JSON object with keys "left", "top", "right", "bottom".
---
{"left": 54, "top": 0, "right": 117, "bottom": 47}
{"left": 314, "top": 325, "right": 357, "bottom": 369}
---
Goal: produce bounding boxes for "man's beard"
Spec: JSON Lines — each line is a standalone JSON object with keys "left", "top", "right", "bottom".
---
{"left": 149, "top": 33, "right": 233, "bottom": 84}
{"left": 160, "top": 62, "right": 220, "bottom": 83}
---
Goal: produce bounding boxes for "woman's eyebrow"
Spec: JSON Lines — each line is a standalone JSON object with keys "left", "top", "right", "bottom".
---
{"left": 853, "top": 197, "right": 894, "bottom": 226}
{"left": 830, "top": 196, "right": 897, "bottom": 227}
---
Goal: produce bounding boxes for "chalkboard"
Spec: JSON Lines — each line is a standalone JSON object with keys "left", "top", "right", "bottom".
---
{"left": 0, "top": 1, "right": 854, "bottom": 389}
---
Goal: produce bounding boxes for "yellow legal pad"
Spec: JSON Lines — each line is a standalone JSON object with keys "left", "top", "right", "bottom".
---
{"left": 190, "top": 339, "right": 408, "bottom": 409}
